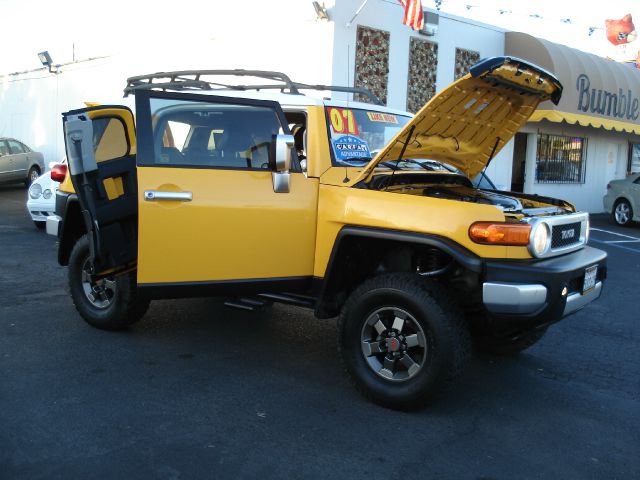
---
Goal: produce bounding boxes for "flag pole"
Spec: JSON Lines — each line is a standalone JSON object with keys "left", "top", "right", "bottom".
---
{"left": 346, "top": 0, "right": 370, "bottom": 28}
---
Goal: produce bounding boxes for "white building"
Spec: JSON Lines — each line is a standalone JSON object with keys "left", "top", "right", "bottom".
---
{"left": 2, "top": 0, "right": 638, "bottom": 212}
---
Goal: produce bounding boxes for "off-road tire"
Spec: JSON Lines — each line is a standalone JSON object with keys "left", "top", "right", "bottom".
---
{"left": 338, "top": 273, "right": 471, "bottom": 410}
{"left": 68, "top": 234, "right": 149, "bottom": 330}
{"left": 475, "top": 327, "right": 548, "bottom": 356}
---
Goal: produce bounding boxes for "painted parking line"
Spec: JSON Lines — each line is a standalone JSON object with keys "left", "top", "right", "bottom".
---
{"left": 590, "top": 228, "right": 640, "bottom": 241}
{"left": 588, "top": 227, "right": 640, "bottom": 253}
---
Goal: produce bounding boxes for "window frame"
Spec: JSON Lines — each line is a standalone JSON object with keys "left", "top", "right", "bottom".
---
{"left": 628, "top": 142, "right": 640, "bottom": 174}
{"left": 535, "top": 133, "right": 587, "bottom": 184}
{"left": 7, "top": 139, "right": 25, "bottom": 154}
{"left": 134, "top": 90, "right": 299, "bottom": 172}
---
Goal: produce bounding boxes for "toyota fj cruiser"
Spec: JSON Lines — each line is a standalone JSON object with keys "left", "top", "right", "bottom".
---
{"left": 49, "top": 57, "right": 606, "bottom": 409}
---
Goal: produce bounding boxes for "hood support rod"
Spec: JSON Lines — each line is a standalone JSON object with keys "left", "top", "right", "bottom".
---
{"left": 481, "top": 136, "right": 501, "bottom": 176}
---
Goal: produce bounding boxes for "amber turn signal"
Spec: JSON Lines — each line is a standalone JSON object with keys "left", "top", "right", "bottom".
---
{"left": 468, "top": 222, "right": 531, "bottom": 246}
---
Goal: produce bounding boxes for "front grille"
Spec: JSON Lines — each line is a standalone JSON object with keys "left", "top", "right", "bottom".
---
{"left": 551, "top": 222, "right": 581, "bottom": 249}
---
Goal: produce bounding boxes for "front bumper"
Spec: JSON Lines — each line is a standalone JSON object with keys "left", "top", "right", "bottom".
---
{"left": 481, "top": 246, "right": 606, "bottom": 329}
{"left": 46, "top": 214, "right": 62, "bottom": 236}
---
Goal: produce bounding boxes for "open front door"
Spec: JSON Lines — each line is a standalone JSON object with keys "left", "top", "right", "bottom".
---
{"left": 62, "top": 106, "right": 138, "bottom": 276}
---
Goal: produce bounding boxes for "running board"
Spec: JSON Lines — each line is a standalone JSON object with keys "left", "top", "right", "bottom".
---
{"left": 257, "top": 292, "right": 315, "bottom": 308}
{"left": 223, "top": 297, "right": 271, "bottom": 312}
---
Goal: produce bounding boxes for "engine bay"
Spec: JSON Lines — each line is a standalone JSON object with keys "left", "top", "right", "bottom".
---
{"left": 366, "top": 172, "right": 574, "bottom": 216}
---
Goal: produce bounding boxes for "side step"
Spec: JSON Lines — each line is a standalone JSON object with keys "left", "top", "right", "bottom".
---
{"left": 223, "top": 293, "right": 315, "bottom": 311}
{"left": 257, "top": 292, "right": 315, "bottom": 308}
{"left": 223, "top": 297, "right": 271, "bottom": 312}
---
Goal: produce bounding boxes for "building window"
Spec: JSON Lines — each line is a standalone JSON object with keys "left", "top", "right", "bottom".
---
{"left": 354, "top": 26, "right": 390, "bottom": 105}
{"left": 454, "top": 48, "right": 480, "bottom": 80}
{"left": 406, "top": 38, "right": 438, "bottom": 113}
{"left": 536, "top": 134, "right": 587, "bottom": 184}
{"left": 628, "top": 143, "right": 640, "bottom": 173}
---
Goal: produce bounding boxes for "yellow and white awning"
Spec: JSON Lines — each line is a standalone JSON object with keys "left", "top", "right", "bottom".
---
{"left": 506, "top": 32, "right": 640, "bottom": 136}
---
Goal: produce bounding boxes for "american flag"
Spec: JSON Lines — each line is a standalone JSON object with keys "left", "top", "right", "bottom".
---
{"left": 399, "top": 0, "right": 425, "bottom": 31}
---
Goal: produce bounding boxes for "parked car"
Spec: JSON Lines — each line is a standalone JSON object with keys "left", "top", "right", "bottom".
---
{"left": 603, "top": 173, "right": 640, "bottom": 226}
{"left": 0, "top": 138, "right": 45, "bottom": 186}
{"left": 27, "top": 174, "right": 58, "bottom": 229}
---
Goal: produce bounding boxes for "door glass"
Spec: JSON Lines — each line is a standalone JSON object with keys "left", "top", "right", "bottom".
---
{"left": 92, "top": 117, "right": 128, "bottom": 162}
{"left": 0, "top": 141, "right": 9, "bottom": 156}
{"left": 7, "top": 140, "right": 25, "bottom": 154}
{"left": 148, "top": 97, "right": 283, "bottom": 169}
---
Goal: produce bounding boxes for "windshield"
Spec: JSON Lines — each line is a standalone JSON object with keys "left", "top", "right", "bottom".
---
{"left": 325, "top": 107, "right": 411, "bottom": 166}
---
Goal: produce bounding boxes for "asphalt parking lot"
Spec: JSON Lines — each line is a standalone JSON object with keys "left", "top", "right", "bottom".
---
{"left": 1, "top": 183, "right": 638, "bottom": 480}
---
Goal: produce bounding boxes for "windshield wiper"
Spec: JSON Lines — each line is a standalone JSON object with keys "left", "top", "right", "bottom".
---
{"left": 336, "top": 157, "right": 372, "bottom": 166}
{"left": 379, "top": 159, "right": 431, "bottom": 171}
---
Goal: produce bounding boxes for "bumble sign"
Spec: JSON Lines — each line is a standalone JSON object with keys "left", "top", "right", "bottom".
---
{"left": 576, "top": 73, "right": 640, "bottom": 120}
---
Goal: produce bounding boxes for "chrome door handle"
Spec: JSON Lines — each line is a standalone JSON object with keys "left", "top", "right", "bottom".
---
{"left": 144, "top": 190, "right": 192, "bottom": 202}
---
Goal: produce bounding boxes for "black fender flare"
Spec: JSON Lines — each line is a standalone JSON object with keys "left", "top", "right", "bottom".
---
{"left": 314, "top": 226, "right": 483, "bottom": 317}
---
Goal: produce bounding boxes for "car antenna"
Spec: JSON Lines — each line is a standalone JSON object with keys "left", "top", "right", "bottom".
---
{"left": 481, "top": 137, "right": 501, "bottom": 177}
{"left": 385, "top": 124, "right": 416, "bottom": 189}
{"left": 343, "top": 45, "right": 351, "bottom": 184}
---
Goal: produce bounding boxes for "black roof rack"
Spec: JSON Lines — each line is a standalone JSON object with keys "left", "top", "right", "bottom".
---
{"left": 123, "top": 69, "right": 384, "bottom": 106}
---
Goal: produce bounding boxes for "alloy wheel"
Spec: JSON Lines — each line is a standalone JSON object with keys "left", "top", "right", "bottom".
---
{"left": 615, "top": 202, "right": 630, "bottom": 224}
{"left": 360, "top": 307, "right": 428, "bottom": 382}
{"left": 81, "top": 258, "right": 116, "bottom": 309}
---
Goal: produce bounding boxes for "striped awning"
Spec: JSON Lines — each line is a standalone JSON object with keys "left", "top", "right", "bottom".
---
{"left": 506, "top": 32, "right": 640, "bottom": 136}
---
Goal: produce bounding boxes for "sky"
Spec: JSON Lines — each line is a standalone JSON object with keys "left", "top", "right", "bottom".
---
{"left": 1, "top": 0, "right": 639, "bottom": 75}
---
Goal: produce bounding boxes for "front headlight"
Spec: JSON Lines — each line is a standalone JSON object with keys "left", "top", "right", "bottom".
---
{"left": 530, "top": 222, "right": 550, "bottom": 257}
{"left": 42, "top": 189, "right": 52, "bottom": 199}
{"left": 29, "top": 183, "right": 42, "bottom": 199}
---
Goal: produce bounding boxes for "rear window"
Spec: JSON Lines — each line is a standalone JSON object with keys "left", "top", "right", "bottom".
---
{"left": 325, "top": 107, "right": 411, "bottom": 166}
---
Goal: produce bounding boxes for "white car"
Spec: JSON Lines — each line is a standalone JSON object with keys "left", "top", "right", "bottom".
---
{"left": 26, "top": 170, "right": 60, "bottom": 229}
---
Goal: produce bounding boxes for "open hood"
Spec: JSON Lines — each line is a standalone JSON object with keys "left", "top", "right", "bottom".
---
{"left": 355, "top": 57, "right": 562, "bottom": 182}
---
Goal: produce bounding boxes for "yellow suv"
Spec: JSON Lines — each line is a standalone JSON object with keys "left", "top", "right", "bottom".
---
{"left": 49, "top": 58, "right": 606, "bottom": 409}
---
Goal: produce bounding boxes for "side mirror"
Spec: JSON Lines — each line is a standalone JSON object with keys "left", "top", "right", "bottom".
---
{"left": 273, "top": 134, "right": 294, "bottom": 172}
{"left": 271, "top": 134, "right": 294, "bottom": 193}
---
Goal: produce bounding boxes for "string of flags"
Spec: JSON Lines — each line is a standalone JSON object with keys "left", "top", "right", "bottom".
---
{"left": 399, "top": 0, "right": 604, "bottom": 36}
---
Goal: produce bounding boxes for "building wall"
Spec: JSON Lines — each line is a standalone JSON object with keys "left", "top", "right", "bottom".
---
{"left": 521, "top": 121, "right": 640, "bottom": 212}
{"left": 329, "top": 1, "right": 514, "bottom": 188}
{"left": 0, "top": 4, "right": 335, "bottom": 166}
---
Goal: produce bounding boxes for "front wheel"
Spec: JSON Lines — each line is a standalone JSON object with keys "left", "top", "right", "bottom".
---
{"left": 338, "top": 274, "right": 471, "bottom": 410}
{"left": 613, "top": 199, "right": 633, "bottom": 226}
{"left": 68, "top": 234, "right": 149, "bottom": 330}
{"left": 25, "top": 166, "right": 40, "bottom": 186}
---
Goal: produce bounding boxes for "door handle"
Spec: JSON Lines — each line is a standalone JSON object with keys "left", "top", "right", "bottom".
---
{"left": 144, "top": 190, "right": 192, "bottom": 201}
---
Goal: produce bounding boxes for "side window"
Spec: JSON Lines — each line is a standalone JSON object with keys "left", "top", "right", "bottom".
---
{"left": 92, "top": 117, "right": 128, "bottom": 162}
{"left": 0, "top": 140, "right": 9, "bottom": 156}
{"left": 7, "top": 140, "right": 25, "bottom": 154}
{"left": 149, "top": 97, "right": 283, "bottom": 169}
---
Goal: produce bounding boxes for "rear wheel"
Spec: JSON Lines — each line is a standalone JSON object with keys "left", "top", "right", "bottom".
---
{"left": 68, "top": 234, "right": 149, "bottom": 330}
{"left": 613, "top": 199, "right": 633, "bottom": 226}
{"left": 338, "top": 274, "right": 471, "bottom": 410}
{"left": 25, "top": 166, "right": 40, "bottom": 186}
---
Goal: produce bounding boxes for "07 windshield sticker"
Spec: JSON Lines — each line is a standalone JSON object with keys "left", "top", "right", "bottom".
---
{"left": 332, "top": 135, "right": 371, "bottom": 162}
{"left": 328, "top": 107, "right": 360, "bottom": 135}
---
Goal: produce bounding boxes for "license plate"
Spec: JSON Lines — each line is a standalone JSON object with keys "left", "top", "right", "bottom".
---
{"left": 583, "top": 265, "right": 598, "bottom": 293}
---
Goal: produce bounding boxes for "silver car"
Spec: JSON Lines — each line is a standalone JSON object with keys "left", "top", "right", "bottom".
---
{"left": 0, "top": 138, "right": 45, "bottom": 186}
{"left": 603, "top": 173, "right": 640, "bottom": 226}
